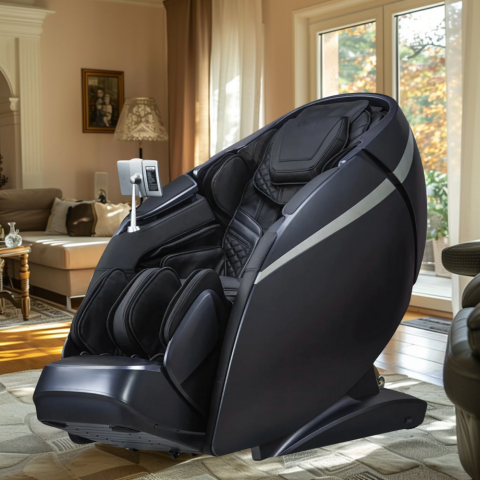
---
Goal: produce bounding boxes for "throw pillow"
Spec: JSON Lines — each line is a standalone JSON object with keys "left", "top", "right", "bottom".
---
{"left": 66, "top": 203, "right": 96, "bottom": 237}
{"left": 93, "top": 203, "right": 130, "bottom": 237}
{"left": 46, "top": 198, "right": 83, "bottom": 235}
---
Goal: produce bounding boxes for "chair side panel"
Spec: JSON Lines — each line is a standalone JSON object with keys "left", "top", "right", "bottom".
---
{"left": 210, "top": 157, "right": 416, "bottom": 456}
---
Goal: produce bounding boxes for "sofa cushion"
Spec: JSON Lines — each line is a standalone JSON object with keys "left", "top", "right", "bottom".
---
{"left": 67, "top": 203, "right": 96, "bottom": 237}
{"left": 93, "top": 203, "right": 130, "bottom": 237}
{"left": 0, "top": 188, "right": 62, "bottom": 232}
{"left": 21, "top": 232, "right": 110, "bottom": 270}
{"left": 47, "top": 198, "right": 96, "bottom": 235}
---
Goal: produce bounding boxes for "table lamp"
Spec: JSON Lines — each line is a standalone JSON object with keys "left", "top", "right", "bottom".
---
{"left": 114, "top": 97, "right": 168, "bottom": 158}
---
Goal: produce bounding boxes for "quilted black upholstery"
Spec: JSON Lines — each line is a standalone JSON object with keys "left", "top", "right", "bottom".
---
{"left": 254, "top": 158, "right": 302, "bottom": 205}
{"left": 224, "top": 234, "right": 252, "bottom": 278}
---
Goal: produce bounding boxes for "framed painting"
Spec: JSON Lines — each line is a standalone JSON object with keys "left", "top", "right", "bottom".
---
{"left": 82, "top": 69, "right": 125, "bottom": 133}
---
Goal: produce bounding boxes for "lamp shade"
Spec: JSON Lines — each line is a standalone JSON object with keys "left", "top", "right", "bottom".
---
{"left": 114, "top": 97, "right": 168, "bottom": 142}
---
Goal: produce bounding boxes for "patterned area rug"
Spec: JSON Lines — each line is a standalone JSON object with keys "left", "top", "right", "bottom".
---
{"left": 401, "top": 317, "right": 451, "bottom": 335}
{"left": 0, "top": 370, "right": 470, "bottom": 480}
{"left": 0, "top": 298, "right": 73, "bottom": 329}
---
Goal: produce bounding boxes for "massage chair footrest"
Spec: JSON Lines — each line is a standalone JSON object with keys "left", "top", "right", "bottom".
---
{"left": 252, "top": 388, "right": 427, "bottom": 460}
{"left": 33, "top": 356, "right": 206, "bottom": 453}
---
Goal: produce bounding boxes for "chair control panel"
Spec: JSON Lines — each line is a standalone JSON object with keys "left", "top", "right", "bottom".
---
{"left": 118, "top": 159, "right": 163, "bottom": 198}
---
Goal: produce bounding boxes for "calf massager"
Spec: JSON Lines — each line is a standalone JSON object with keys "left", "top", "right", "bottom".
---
{"left": 34, "top": 93, "right": 428, "bottom": 460}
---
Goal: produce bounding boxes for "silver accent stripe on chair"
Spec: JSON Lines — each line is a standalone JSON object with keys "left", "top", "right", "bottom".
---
{"left": 255, "top": 130, "right": 414, "bottom": 284}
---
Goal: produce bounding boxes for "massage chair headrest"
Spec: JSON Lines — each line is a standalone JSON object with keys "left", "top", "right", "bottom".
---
{"left": 269, "top": 100, "right": 369, "bottom": 185}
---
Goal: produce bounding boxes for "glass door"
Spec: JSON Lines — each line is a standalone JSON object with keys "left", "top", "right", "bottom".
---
{"left": 307, "top": 0, "right": 451, "bottom": 311}
{"left": 395, "top": 4, "right": 451, "bottom": 305}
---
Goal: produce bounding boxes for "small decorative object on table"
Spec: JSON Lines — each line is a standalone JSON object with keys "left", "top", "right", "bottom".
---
{"left": 5, "top": 222, "right": 22, "bottom": 248}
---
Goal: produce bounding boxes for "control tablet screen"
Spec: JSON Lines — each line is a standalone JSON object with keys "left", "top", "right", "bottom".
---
{"left": 145, "top": 167, "right": 159, "bottom": 191}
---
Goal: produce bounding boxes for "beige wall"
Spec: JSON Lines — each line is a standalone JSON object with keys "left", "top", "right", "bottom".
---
{"left": 35, "top": 0, "right": 168, "bottom": 203}
{"left": 262, "top": 0, "right": 330, "bottom": 124}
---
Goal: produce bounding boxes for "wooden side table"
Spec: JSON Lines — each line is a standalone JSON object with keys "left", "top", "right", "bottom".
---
{"left": 0, "top": 244, "right": 31, "bottom": 321}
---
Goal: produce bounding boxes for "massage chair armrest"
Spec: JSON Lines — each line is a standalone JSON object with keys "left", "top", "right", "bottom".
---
{"left": 94, "top": 194, "right": 216, "bottom": 282}
{"left": 442, "top": 241, "right": 480, "bottom": 277}
{"left": 116, "top": 174, "right": 198, "bottom": 235}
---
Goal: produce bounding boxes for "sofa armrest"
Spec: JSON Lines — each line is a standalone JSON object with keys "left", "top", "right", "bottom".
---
{"left": 442, "top": 241, "right": 480, "bottom": 276}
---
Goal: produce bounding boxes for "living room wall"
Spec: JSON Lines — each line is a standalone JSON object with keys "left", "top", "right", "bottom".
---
{"left": 262, "top": 0, "right": 331, "bottom": 123}
{"left": 35, "top": 0, "right": 168, "bottom": 203}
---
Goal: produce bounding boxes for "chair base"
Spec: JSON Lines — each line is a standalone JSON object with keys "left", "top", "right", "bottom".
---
{"left": 252, "top": 388, "right": 427, "bottom": 460}
{"left": 33, "top": 356, "right": 207, "bottom": 454}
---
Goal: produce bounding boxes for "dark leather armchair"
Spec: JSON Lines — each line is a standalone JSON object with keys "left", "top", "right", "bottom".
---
{"left": 442, "top": 242, "right": 480, "bottom": 480}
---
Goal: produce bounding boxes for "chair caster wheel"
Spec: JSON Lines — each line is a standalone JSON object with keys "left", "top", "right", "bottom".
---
{"left": 374, "top": 366, "right": 385, "bottom": 389}
{"left": 169, "top": 449, "right": 180, "bottom": 459}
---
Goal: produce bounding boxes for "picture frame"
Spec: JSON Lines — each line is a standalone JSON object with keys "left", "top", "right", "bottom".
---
{"left": 82, "top": 69, "right": 125, "bottom": 133}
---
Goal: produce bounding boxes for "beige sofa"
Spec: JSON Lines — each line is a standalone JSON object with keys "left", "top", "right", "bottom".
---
{"left": 0, "top": 188, "right": 111, "bottom": 308}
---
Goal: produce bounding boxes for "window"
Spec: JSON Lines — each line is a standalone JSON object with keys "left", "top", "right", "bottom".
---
{"left": 320, "top": 22, "right": 377, "bottom": 97}
{"left": 395, "top": 5, "right": 449, "bottom": 302}
{"left": 300, "top": 0, "right": 450, "bottom": 311}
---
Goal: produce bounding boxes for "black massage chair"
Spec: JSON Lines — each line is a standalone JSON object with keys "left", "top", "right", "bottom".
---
{"left": 34, "top": 94, "right": 428, "bottom": 460}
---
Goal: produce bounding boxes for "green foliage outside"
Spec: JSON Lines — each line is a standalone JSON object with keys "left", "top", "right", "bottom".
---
{"left": 425, "top": 171, "right": 448, "bottom": 240}
{"left": 337, "top": 23, "right": 376, "bottom": 94}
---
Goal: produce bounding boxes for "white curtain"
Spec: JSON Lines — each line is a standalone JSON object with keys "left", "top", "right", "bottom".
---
{"left": 210, "top": 0, "right": 263, "bottom": 156}
{"left": 446, "top": 0, "right": 480, "bottom": 313}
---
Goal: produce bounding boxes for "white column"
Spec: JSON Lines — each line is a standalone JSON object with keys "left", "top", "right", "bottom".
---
{"left": 0, "top": 98, "right": 21, "bottom": 188}
{"left": 18, "top": 37, "right": 43, "bottom": 188}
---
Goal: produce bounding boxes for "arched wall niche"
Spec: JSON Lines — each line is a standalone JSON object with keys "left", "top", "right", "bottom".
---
{"left": 0, "top": 4, "right": 54, "bottom": 189}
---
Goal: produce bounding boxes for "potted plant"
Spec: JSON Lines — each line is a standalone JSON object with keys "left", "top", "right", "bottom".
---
{"left": 425, "top": 170, "right": 450, "bottom": 278}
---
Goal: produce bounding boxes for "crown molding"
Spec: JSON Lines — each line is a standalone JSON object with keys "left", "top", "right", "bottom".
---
{"left": 84, "top": 0, "right": 164, "bottom": 9}
{"left": 0, "top": 3, "right": 55, "bottom": 38}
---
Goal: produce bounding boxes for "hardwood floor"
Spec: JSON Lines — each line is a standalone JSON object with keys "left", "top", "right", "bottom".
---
{"left": 0, "top": 322, "right": 70, "bottom": 374}
{"left": 0, "top": 309, "right": 450, "bottom": 386}
{"left": 376, "top": 322, "right": 448, "bottom": 387}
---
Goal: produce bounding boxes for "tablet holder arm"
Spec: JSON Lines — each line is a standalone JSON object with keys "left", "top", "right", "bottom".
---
{"left": 128, "top": 174, "right": 142, "bottom": 233}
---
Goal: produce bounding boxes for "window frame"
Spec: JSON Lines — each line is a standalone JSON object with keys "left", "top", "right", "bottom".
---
{"left": 383, "top": 0, "right": 446, "bottom": 99}
{"left": 309, "top": 7, "right": 384, "bottom": 100}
